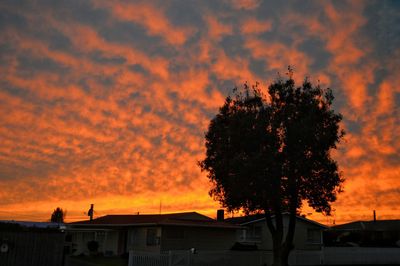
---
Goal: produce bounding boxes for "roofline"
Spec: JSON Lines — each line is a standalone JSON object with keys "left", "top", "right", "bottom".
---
{"left": 160, "top": 223, "right": 240, "bottom": 229}
{"left": 240, "top": 213, "right": 328, "bottom": 228}
{"left": 241, "top": 218, "right": 265, "bottom": 226}
{"left": 67, "top": 222, "right": 240, "bottom": 229}
{"left": 296, "top": 215, "right": 328, "bottom": 228}
{"left": 333, "top": 219, "right": 400, "bottom": 227}
{"left": 67, "top": 211, "right": 214, "bottom": 225}
{"left": 67, "top": 223, "right": 158, "bottom": 227}
{"left": 66, "top": 228, "right": 115, "bottom": 232}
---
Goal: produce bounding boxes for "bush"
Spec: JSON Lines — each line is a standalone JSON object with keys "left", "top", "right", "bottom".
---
{"left": 87, "top": 240, "right": 99, "bottom": 253}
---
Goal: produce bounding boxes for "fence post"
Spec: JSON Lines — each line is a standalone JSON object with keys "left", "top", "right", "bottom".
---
{"left": 128, "top": 250, "right": 132, "bottom": 266}
{"left": 320, "top": 246, "right": 324, "bottom": 265}
{"left": 187, "top": 250, "right": 191, "bottom": 266}
{"left": 168, "top": 250, "right": 172, "bottom": 266}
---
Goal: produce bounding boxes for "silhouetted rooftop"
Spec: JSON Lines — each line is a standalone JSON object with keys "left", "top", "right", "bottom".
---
{"left": 226, "top": 213, "right": 327, "bottom": 228}
{"left": 333, "top": 220, "right": 400, "bottom": 231}
{"left": 68, "top": 212, "right": 240, "bottom": 229}
{"left": 225, "top": 213, "right": 265, "bottom": 225}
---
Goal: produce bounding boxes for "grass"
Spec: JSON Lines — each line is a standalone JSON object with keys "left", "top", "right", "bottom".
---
{"left": 69, "top": 255, "right": 128, "bottom": 266}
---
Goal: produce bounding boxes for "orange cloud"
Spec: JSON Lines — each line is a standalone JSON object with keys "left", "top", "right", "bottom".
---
{"left": 240, "top": 18, "right": 272, "bottom": 35}
{"left": 230, "top": 0, "right": 261, "bottom": 10}
{"left": 205, "top": 16, "right": 233, "bottom": 40}
{"left": 93, "top": 1, "right": 194, "bottom": 45}
{"left": 0, "top": 1, "right": 399, "bottom": 226}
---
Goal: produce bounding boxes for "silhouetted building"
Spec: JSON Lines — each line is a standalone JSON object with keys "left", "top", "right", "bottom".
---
{"left": 226, "top": 213, "right": 327, "bottom": 251}
{"left": 66, "top": 212, "right": 239, "bottom": 256}
{"left": 324, "top": 219, "right": 400, "bottom": 247}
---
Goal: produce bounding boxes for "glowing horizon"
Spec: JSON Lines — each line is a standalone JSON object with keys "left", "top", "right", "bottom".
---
{"left": 0, "top": 0, "right": 399, "bottom": 225}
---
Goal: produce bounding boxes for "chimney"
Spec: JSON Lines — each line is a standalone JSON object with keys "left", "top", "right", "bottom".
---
{"left": 373, "top": 210, "right": 376, "bottom": 222}
{"left": 88, "top": 204, "right": 94, "bottom": 221}
{"left": 217, "top": 209, "right": 224, "bottom": 222}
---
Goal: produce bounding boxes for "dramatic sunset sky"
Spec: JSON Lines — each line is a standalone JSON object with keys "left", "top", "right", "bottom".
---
{"left": 0, "top": 0, "right": 399, "bottom": 224}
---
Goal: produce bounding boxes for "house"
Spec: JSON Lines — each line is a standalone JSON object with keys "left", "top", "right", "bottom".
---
{"left": 225, "top": 213, "right": 327, "bottom": 251}
{"left": 324, "top": 219, "right": 400, "bottom": 247}
{"left": 67, "top": 211, "right": 240, "bottom": 256}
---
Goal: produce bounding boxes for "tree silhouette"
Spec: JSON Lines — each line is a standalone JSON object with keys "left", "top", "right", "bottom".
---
{"left": 50, "top": 207, "right": 66, "bottom": 223}
{"left": 199, "top": 73, "right": 344, "bottom": 266}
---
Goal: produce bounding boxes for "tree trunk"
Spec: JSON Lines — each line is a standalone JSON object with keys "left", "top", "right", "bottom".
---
{"left": 266, "top": 209, "right": 296, "bottom": 266}
{"left": 272, "top": 243, "right": 290, "bottom": 266}
{"left": 280, "top": 244, "right": 291, "bottom": 266}
{"left": 271, "top": 224, "right": 290, "bottom": 266}
{"left": 272, "top": 250, "right": 283, "bottom": 266}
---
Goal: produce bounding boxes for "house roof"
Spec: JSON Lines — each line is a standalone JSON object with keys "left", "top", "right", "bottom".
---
{"left": 224, "top": 213, "right": 265, "bottom": 225}
{"left": 0, "top": 220, "right": 66, "bottom": 230}
{"left": 332, "top": 220, "right": 400, "bottom": 231}
{"left": 68, "top": 212, "right": 240, "bottom": 229}
{"left": 225, "top": 213, "right": 328, "bottom": 228}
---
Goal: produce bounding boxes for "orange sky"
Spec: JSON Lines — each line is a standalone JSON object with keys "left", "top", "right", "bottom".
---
{"left": 0, "top": 0, "right": 399, "bottom": 225}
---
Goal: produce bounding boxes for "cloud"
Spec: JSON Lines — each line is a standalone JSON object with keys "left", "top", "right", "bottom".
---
{"left": 0, "top": 0, "right": 399, "bottom": 225}
{"left": 229, "top": 0, "right": 262, "bottom": 10}
{"left": 93, "top": 0, "right": 195, "bottom": 45}
{"left": 240, "top": 18, "right": 272, "bottom": 35}
{"left": 205, "top": 15, "right": 233, "bottom": 40}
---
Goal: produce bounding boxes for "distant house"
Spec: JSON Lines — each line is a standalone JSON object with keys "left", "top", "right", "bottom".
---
{"left": 226, "top": 213, "right": 327, "bottom": 251}
{"left": 324, "top": 219, "right": 400, "bottom": 247}
{"left": 67, "top": 212, "right": 239, "bottom": 256}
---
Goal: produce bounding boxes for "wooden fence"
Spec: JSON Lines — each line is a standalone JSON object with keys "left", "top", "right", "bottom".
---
{"left": 129, "top": 250, "right": 271, "bottom": 266}
{"left": 0, "top": 230, "right": 65, "bottom": 266}
{"left": 129, "top": 252, "right": 170, "bottom": 266}
{"left": 323, "top": 247, "right": 400, "bottom": 265}
{"left": 129, "top": 248, "right": 400, "bottom": 266}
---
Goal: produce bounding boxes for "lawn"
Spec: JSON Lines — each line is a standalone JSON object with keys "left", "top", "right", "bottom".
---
{"left": 67, "top": 255, "right": 128, "bottom": 266}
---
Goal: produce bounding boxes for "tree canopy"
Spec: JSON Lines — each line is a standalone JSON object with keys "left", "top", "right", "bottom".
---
{"left": 50, "top": 207, "right": 66, "bottom": 223}
{"left": 199, "top": 74, "right": 344, "bottom": 266}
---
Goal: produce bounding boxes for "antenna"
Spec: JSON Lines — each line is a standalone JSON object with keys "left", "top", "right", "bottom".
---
{"left": 88, "top": 204, "right": 94, "bottom": 221}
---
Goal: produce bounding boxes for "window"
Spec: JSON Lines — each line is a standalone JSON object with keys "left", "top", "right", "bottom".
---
{"left": 146, "top": 228, "right": 159, "bottom": 246}
{"left": 95, "top": 231, "right": 105, "bottom": 242}
{"left": 244, "top": 225, "right": 262, "bottom": 242}
{"left": 129, "top": 229, "right": 138, "bottom": 245}
{"left": 253, "top": 226, "right": 262, "bottom": 238}
{"left": 307, "top": 229, "right": 321, "bottom": 244}
{"left": 83, "top": 232, "right": 94, "bottom": 242}
{"left": 239, "top": 229, "right": 246, "bottom": 241}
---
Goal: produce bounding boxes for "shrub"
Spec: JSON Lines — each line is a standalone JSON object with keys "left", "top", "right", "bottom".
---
{"left": 87, "top": 240, "right": 99, "bottom": 253}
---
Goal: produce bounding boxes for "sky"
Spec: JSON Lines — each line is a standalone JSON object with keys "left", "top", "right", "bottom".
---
{"left": 0, "top": 0, "right": 399, "bottom": 225}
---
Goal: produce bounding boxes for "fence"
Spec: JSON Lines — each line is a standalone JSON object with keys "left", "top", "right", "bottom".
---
{"left": 129, "top": 247, "right": 400, "bottom": 266}
{"left": 323, "top": 247, "right": 400, "bottom": 265}
{"left": 129, "top": 250, "right": 321, "bottom": 266}
{"left": 0, "top": 230, "right": 65, "bottom": 266}
{"left": 129, "top": 250, "right": 268, "bottom": 266}
{"left": 129, "top": 252, "right": 170, "bottom": 266}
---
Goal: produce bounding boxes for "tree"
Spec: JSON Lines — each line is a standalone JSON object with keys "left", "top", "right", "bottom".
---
{"left": 199, "top": 72, "right": 344, "bottom": 266}
{"left": 50, "top": 207, "right": 66, "bottom": 223}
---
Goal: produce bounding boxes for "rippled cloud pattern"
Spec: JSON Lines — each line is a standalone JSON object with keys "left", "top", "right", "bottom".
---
{"left": 0, "top": 0, "right": 399, "bottom": 223}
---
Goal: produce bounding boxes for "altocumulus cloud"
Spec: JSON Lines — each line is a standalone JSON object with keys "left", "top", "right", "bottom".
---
{"left": 0, "top": 0, "right": 399, "bottom": 223}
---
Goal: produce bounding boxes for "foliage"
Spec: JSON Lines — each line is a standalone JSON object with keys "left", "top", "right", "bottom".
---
{"left": 199, "top": 73, "right": 344, "bottom": 266}
{"left": 50, "top": 207, "right": 66, "bottom": 223}
{"left": 87, "top": 240, "right": 99, "bottom": 252}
